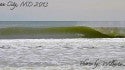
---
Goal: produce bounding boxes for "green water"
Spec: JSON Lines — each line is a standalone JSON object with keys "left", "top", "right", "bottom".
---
{"left": 0, "top": 26, "right": 124, "bottom": 38}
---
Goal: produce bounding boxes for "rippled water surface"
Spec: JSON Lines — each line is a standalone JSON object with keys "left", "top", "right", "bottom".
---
{"left": 0, "top": 38, "right": 125, "bottom": 70}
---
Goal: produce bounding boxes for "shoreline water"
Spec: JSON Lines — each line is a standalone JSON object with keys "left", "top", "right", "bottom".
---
{"left": 0, "top": 38, "right": 125, "bottom": 70}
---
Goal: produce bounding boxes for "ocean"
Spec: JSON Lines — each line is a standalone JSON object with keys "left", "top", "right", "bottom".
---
{"left": 0, "top": 21, "right": 125, "bottom": 70}
{"left": 0, "top": 21, "right": 125, "bottom": 28}
{"left": 0, "top": 21, "right": 125, "bottom": 39}
{"left": 0, "top": 38, "right": 125, "bottom": 70}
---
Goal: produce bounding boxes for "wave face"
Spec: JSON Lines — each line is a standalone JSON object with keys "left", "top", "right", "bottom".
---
{"left": 0, "top": 26, "right": 122, "bottom": 39}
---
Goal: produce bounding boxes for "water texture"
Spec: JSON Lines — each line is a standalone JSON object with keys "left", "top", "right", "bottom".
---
{"left": 0, "top": 38, "right": 125, "bottom": 70}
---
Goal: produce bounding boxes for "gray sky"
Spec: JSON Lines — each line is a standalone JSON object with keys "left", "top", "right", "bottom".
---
{"left": 0, "top": 0, "right": 125, "bottom": 21}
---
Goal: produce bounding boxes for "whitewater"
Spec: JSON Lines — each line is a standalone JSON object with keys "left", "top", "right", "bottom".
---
{"left": 0, "top": 38, "right": 125, "bottom": 70}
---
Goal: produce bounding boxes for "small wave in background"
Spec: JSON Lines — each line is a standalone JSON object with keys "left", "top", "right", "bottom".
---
{"left": 0, "top": 21, "right": 125, "bottom": 39}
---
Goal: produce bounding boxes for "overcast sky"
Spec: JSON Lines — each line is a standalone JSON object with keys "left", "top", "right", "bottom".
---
{"left": 0, "top": 0, "right": 125, "bottom": 21}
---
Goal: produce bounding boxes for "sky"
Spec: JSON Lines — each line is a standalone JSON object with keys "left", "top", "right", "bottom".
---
{"left": 0, "top": 0, "right": 125, "bottom": 21}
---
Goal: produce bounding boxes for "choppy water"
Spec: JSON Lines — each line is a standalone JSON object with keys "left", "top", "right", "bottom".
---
{"left": 0, "top": 38, "right": 125, "bottom": 70}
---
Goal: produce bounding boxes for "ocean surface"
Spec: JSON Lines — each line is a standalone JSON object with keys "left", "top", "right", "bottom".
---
{"left": 0, "top": 38, "right": 125, "bottom": 70}
{"left": 0, "top": 21, "right": 125, "bottom": 39}
{"left": 0, "top": 21, "right": 125, "bottom": 70}
{"left": 0, "top": 21, "right": 125, "bottom": 28}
